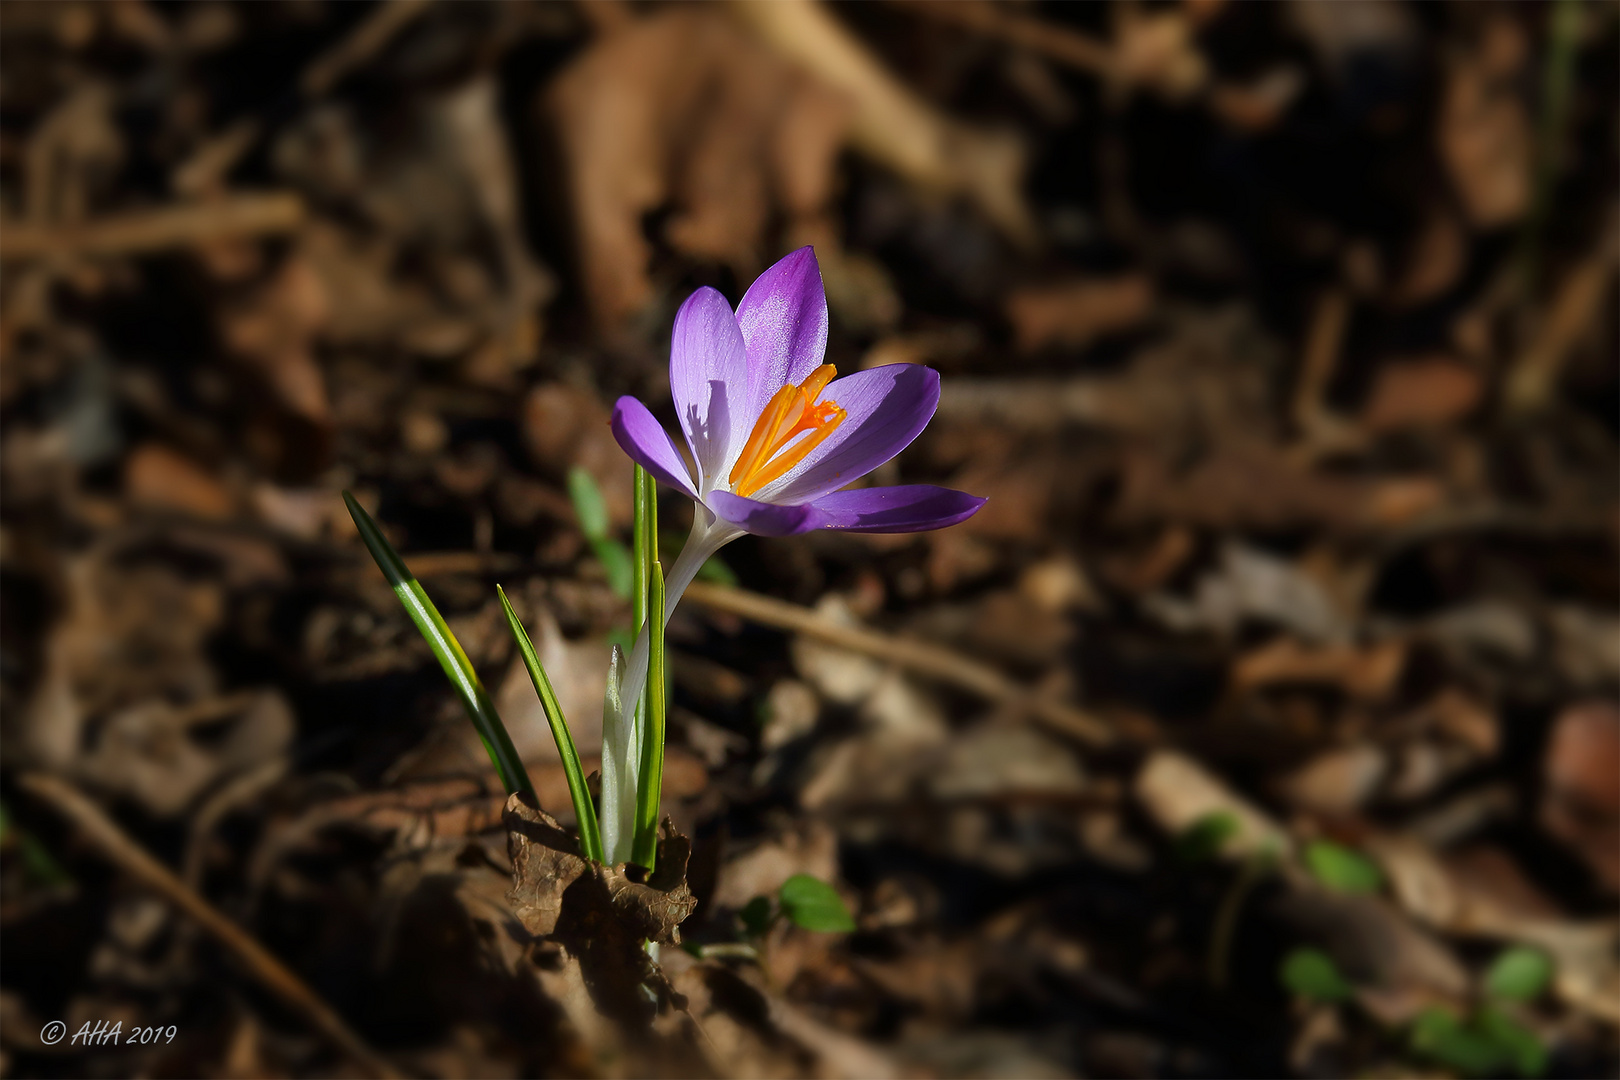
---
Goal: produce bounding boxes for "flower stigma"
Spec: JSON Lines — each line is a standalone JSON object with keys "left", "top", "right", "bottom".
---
{"left": 727, "top": 363, "right": 845, "bottom": 498}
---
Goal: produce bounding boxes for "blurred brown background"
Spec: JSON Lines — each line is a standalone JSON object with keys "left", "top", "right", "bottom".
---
{"left": 1, "top": 1, "right": 1616, "bottom": 1076}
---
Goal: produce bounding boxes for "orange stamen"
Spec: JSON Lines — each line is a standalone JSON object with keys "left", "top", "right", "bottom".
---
{"left": 728, "top": 364, "right": 844, "bottom": 498}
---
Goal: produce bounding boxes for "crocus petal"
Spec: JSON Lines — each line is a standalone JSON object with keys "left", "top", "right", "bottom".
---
{"left": 735, "top": 247, "right": 828, "bottom": 432}
{"left": 609, "top": 396, "right": 697, "bottom": 497}
{"left": 669, "top": 286, "right": 749, "bottom": 488}
{"left": 753, "top": 363, "right": 940, "bottom": 505}
{"left": 707, "top": 490, "right": 825, "bottom": 537}
{"left": 809, "top": 485, "right": 987, "bottom": 533}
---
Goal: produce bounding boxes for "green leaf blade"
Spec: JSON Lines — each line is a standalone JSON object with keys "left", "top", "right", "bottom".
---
{"left": 1411, "top": 1008, "right": 1507, "bottom": 1077}
{"left": 1279, "top": 947, "right": 1353, "bottom": 1003}
{"left": 1485, "top": 947, "right": 1553, "bottom": 1003}
{"left": 632, "top": 466, "right": 651, "bottom": 633}
{"left": 779, "top": 874, "right": 856, "bottom": 933}
{"left": 1304, "top": 840, "right": 1384, "bottom": 894}
{"left": 568, "top": 466, "right": 611, "bottom": 541}
{"left": 1477, "top": 1005, "right": 1548, "bottom": 1078}
{"left": 1175, "top": 810, "right": 1238, "bottom": 862}
{"left": 593, "top": 538, "right": 635, "bottom": 600}
{"left": 343, "top": 492, "right": 532, "bottom": 796}
{"left": 630, "top": 560, "right": 666, "bottom": 871}
{"left": 497, "top": 586, "right": 602, "bottom": 862}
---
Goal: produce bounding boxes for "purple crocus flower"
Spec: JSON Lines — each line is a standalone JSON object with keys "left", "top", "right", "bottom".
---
{"left": 598, "top": 247, "right": 983, "bottom": 862}
{"left": 614, "top": 245, "right": 983, "bottom": 545}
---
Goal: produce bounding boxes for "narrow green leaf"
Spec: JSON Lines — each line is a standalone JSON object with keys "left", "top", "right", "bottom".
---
{"left": 1477, "top": 1005, "right": 1548, "bottom": 1078}
{"left": 1303, "top": 840, "right": 1384, "bottom": 894}
{"left": 779, "top": 874, "right": 856, "bottom": 932}
{"left": 497, "top": 586, "right": 602, "bottom": 862}
{"left": 342, "top": 491, "right": 532, "bottom": 796}
{"left": 1485, "top": 946, "right": 1554, "bottom": 1002}
{"left": 567, "top": 466, "right": 611, "bottom": 541}
{"left": 632, "top": 466, "right": 651, "bottom": 634}
{"left": 630, "top": 561, "right": 666, "bottom": 871}
{"left": 599, "top": 643, "right": 627, "bottom": 862}
{"left": 592, "top": 537, "right": 635, "bottom": 600}
{"left": 1175, "top": 810, "right": 1238, "bottom": 862}
{"left": 1279, "top": 947, "right": 1353, "bottom": 1003}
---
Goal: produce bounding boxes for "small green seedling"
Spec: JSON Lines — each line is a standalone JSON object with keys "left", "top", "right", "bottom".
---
{"left": 1410, "top": 1005, "right": 1547, "bottom": 1079}
{"left": 568, "top": 466, "right": 634, "bottom": 600}
{"left": 1485, "top": 946, "right": 1553, "bottom": 1003}
{"left": 1303, "top": 839, "right": 1383, "bottom": 894}
{"left": 1175, "top": 810, "right": 1238, "bottom": 862}
{"left": 737, "top": 874, "right": 857, "bottom": 939}
{"left": 779, "top": 873, "right": 857, "bottom": 932}
{"left": 1279, "top": 947, "right": 1353, "bottom": 1003}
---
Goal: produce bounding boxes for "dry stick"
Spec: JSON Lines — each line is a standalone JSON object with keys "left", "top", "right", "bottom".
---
{"left": 17, "top": 773, "right": 401, "bottom": 1080}
{"left": 0, "top": 193, "right": 305, "bottom": 261}
{"left": 728, "top": 0, "right": 1034, "bottom": 245}
{"left": 301, "top": 0, "right": 436, "bottom": 98}
{"left": 682, "top": 581, "right": 1113, "bottom": 747}
{"left": 900, "top": 0, "right": 1115, "bottom": 78}
{"left": 1290, "top": 287, "right": 1351, "bottom": 433}
{"left": 171, "top": 118, "right": 261, "bottom": 198}
{"left": 1504, "top": 238, "right": 1617, "bottom": 414}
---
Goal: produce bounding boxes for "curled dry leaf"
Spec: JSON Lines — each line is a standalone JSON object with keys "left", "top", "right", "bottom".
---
{"left": 505, "top": 794, "right": 696, "bottom": 1023}
{"left": 1438, "top": 15, "right": 1531, "bottom": 229}
{"left": 1280, "top": 743, "right": 1389, "bottom": 817}
{"left": 218, "top": 254, "right": 332, "bottom": 427}
{"left": 1112, "top": 9, "right": 1209, "bottom": 103}
{"left": 731, "top": 0, "right": 1033, "bottom": 244}
{"left": 125, "top": 443, "right": 233, "bottom": 519}
{"left": 77, "top": 690, "right": 294, "bottom": 819}
{"left": 1232, "top": 637, "right": 1407, "bottom": 701}
{"left": 1134, "top": 750, "right": 1290, "bottom": 860}
{"left": 23, "top": 549, "right": 224, "bottom": 771}
{"left": 713, "top": 820, "right": 839, "bottom": 910}
{"left": 549, "top": 7, "right": 852, "bottom": 327}
{"left": 1541, "top": 701, "right": 1620, "bottom": 892}
{"left": 1360, "top": 357, "right": 1483, "bottom": 432}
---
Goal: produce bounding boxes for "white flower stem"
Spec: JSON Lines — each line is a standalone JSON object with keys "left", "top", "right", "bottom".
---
{"left": 599, "top": 508, "right": 741, "bottom": 865}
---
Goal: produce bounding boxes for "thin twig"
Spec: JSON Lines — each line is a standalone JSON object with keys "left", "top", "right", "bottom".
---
{"left": 0, "top": 193, "right": 305, "bottom": 261}
{"left": 899, "top": 0, "right": 1115, "bottom": 77}
{"left": 682, "top": 581, "right": 1114, "bottom": 746}
{"left": 301, "top": 0, "right": 437, "bottom": 99}
{"left": 17, "top": 773, "right": 401, "bottom": 1080}
{"left": 1505, "top": 231, "right": 1617, "bottom": 414}
{"left": 1290, "top": 287, "right": 1351, "bottom": 433}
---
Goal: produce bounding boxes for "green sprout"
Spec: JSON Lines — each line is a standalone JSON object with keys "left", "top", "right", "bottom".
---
{"left": 1279, "top": 947, "right": 1353, "bottom": 1003}
{"left": 347, "top": 465, "right": 677, "bottom": 871}
{"left": 1302, "top": 839, "right": 1384, "bottom": 894}
{"left": 568, "top": 466, "right": 634, "bottom": 600}
{"left": 343, "top": 492, "right": 532, "bottom": 797}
